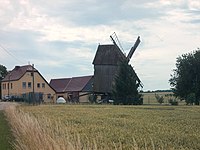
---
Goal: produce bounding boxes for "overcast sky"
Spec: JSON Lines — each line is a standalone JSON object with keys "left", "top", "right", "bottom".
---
{"left": 0, "top": 0, "right": 199, "bottom": 91}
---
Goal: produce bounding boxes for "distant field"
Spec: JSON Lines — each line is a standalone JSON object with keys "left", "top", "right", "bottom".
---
{"left": 7, "top": 104, "right": 199, "bottom": 150}
{"left": 142, "top": 92, "right": 182, "bottom": 104}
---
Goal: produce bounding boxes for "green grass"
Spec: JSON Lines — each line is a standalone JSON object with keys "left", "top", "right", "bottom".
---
{"left": 18, "top": 105, "right": 200, "bottom": 149}
{"left": 0, "top": 110, "right": 13, "bottom": 150}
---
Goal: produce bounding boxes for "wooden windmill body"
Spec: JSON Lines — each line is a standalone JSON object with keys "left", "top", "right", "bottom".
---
{"left": 92, "top": 34, "right": 142, "bottom": 95}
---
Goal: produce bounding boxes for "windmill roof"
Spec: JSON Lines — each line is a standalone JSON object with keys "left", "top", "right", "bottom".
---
{"left": 92, "top": 44, "right": 126, "bottom": 65}
{"left": 2, "top": 65, "right": 37, "bottom": 82}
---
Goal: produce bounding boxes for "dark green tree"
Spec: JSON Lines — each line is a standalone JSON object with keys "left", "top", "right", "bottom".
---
{"left": 0, "top": 64, "right": 8, "bottom": 98}
{"left": 112, "top": 60, "right": 142, "bottom": 105}
{"left": 169, "top": 49, "right": 200, "bottom": 105}
{"left": 0, "top": 65, "right": 8, "bottom": 80}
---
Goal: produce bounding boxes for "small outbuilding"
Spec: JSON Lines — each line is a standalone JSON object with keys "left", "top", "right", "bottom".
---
{"left": 50, "top": 75, "right": 93, "bottom": 103}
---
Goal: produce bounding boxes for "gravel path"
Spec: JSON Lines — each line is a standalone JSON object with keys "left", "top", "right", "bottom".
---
{"left": 0, "top": 102, "right": 18, "bottom": 110}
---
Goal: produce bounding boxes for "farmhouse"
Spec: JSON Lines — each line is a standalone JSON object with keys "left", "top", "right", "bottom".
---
{"left": 1, "top": 65, "right": 56, "bottom": 103}
{"left": 50, "top": 75, "right": 93, "bottom": 103}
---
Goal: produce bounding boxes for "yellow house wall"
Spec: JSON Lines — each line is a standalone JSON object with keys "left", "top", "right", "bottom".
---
{"left": 1, "top": 71, "right": 56, "bottom": 103}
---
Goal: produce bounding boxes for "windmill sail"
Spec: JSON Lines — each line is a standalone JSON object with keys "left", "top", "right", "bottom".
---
{"left": 110, "top": 32, "right": 125, "bottom": 53}
{"left": 133, "top": 70, "right": 144, "bottom": 88}
{"left": 127, "top": 36, "right": 140, "bottom": 61}
{"left": 110, "top": 35, "right": 120, "bottom": 50}
{"left": 126, "top": 36, "right": 143, "bottom": 87}
{"left": 110, "top": 34, "right": 143, "bottom": 88}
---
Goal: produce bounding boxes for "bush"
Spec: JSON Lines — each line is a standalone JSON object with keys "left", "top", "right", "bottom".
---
{"left": 186, "top": 93, "right": 195, "bottom": 105}
{"left": 168, "top": 99, "right": 178, "bottom": 105}
{"left": 113, "top": 96, "right": 143, "bottom": 105}
{"left": 88, "top": 94, "right": 97, "bottom": 103}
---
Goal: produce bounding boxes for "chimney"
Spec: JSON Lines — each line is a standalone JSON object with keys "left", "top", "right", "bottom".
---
{"left": 15, "top": 66, "right": 20, "bottom": 70}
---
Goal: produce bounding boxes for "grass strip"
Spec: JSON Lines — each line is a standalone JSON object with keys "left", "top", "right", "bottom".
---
{"left": 0, "top": 110, "right": 13, "bottom": 150}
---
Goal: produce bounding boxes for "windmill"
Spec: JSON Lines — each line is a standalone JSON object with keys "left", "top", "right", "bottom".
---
{"left": 110, "top": 32, "right": 143, "bottom": 88}
{"left": 92, "top": 33, "right": 143, "bottom": 99}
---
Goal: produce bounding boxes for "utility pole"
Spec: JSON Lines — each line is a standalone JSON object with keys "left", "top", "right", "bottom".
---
{"left": 32, "top": 64, "right": 35, "bottom": 105}
{"left": 8, "top": 73, "right": 11, "bottom": 97}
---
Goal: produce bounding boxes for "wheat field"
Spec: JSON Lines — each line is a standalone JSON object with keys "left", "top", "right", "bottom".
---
{"left": 5, "top": 104, "right": 200, "bottom": 150}
{"left": 142, "top": 92, "right": 177, "bottom": 104}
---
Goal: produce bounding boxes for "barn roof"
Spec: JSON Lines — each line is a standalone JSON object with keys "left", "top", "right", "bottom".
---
{"left": 50, "top": 78, "right": 71, "bottom": 93}
{"left": 50, "top": 75, "right": 93, "bottom": 93}
{"left": 92, "top": 44, "right": 126, "bottom": 65}
{"left": 2, "top": 65, "right": 37, "bottom": 82}
{"left": 65, "top": 75, "right": 93, "bottom": 92}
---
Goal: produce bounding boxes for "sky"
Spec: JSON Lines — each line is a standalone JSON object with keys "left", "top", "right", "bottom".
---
{"left": 0, "top": 0, "right": 199, "bottom": 91}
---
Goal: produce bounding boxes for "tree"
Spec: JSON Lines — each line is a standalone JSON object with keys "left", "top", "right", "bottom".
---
{"left": 169, "top": 49, "right": 200, "bottom": 105}
{"left": 112, "top": 60, "right": 142, "bottom": 105}
{"left": 0, "top": 64, "right": 8, "bottom": 80}
{"left": 0, "top": 64, "right": 8, "bottom": 98}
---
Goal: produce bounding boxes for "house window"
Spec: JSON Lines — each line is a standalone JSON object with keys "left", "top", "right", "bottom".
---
{"left": 47, "top": 94, "right": 51, "bottom": 99}
{"left": 37, "top": 83, "right": 40, "bottom": 88}
{"left": 22, "top": 82, "right": 26, "bottom": 89}
{"left": 28, "top": 82, "right": 32, "bottom": 88}
{"left": 7, "top": 83, "right": 9, "bottom": 89}
{"left": 42, "top": 83, "right": 45, "bottom": 88}
{"left": 11, "top": 83, "right": 13, "bottom": 89}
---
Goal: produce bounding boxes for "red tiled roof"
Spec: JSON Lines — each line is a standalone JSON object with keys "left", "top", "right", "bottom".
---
{"left": 50, "top": 75, "right": 93, "bottom": 93}
{"left": 50, "top": 78, "right": 71, "bottom": 93}
{"left": 65, "top": 75, "right": 93, "bottom": 92}
{"left": 2, "top": 65, "right": 37, "bottom": 82}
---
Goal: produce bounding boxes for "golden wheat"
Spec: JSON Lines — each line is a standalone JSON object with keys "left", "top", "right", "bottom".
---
{"left": 5, "top": 106, "right": 79, "bottom": 150}
{"left": 5, "top": 105, "right": 200, "bottom": 150}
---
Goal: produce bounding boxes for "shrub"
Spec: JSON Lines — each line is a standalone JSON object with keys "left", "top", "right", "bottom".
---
{"left": 186, "top": 93, "right": 195, "bottom": 105}
{"left": 168, "top": 99, "right": 178, "bottom": 105}
{"left": 88, "top": 94, "right": 97, "bottom": 103}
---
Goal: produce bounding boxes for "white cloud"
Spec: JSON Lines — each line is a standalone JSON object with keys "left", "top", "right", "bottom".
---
{"left": 188, "top": 0, "right": 200, "bottom": 10}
